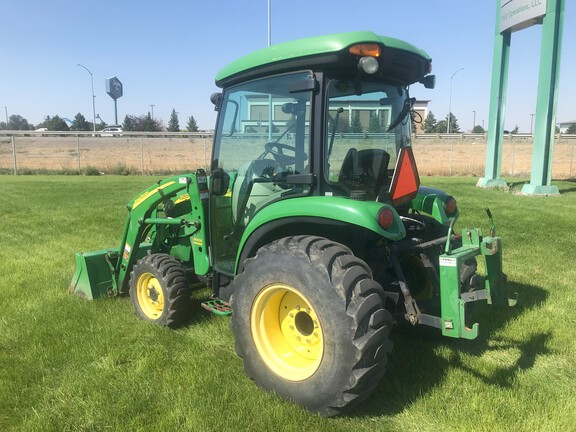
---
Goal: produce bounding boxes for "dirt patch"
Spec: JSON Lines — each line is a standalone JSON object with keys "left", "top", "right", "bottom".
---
{"left": 1, "top": 134, "right": 574, "bottom": 178}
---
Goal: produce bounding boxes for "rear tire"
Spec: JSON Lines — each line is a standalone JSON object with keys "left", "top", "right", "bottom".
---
{"left": 129, "top": 253, "right": 192, "bottom": 328}
{"left": 230, "top": 236, "right": 393, "bottom": 416}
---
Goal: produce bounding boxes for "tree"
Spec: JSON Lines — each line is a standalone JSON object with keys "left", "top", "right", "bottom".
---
{"left": 123, "top": 115, "right": 134, "bottom": 131}
{"left": 3, "top": 114, "right": 33, "bottom": 130}
{"left": 368, "top": 113, "right": 383, "bottom": 133}
{"left": 186, "top": 115, "right": 199, "bottom": 132}
{"left": 167, "top": 109, "right": 180, "bottom": 132}
{"left": 122, "top": 113, "right": 162, "bottom": 132}
{"left": 142, "top": 112, "right": 157, "bottom": 132}
{"left": 445, "top": 112, "right": 460, "bottom": 133}
{"left": 70, "top": 113, "right": 90, "bottom": 131}
{"left": 566, "top": 123, "right": 576, "bottom": 134}
{"left": 511, "top": 125, "right": 519, "bottom": 134}
{"left": 423, "top": 111, "right": 437, "bottom": 133}
{"left": 472, "top": 125, "right": 485, "bottom": 133}
{"left": 435, "top": 119, "right": 447, "bottom": 133}
{"left": 36, "top": 115, "right": 69, "bottom": 131}
{"left": 350, "top": 111, "right": 362, "bottom": 133}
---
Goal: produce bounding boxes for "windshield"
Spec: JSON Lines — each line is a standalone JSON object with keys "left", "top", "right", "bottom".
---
{"left": 325, "top": 80, "right": 412, "bottom": 200}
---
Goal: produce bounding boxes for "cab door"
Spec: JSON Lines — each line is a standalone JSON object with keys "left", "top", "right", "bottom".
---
{"left": 209, "top": 72, "right": 313, "bottom": 276}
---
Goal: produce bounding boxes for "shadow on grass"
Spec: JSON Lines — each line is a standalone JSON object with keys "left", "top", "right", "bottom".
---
{"left": 507, "top": 179, "right": 576, "bottom": 195}
{"left": 349, "top": 280, "right": 549, "bottom": 417}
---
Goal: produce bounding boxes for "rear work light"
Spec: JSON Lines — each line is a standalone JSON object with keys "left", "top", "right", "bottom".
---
{"left": 377, "top": 207, "right": 395, "bottom": 229}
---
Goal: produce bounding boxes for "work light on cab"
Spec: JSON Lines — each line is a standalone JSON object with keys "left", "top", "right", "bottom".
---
{"left": 358, "top": 56, "right": 379, "bottom": 74}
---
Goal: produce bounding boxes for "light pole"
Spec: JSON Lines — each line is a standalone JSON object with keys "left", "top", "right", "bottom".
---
{"left": 267, "top": 0, "right": 271, "bottom": 47}
{"left": 150, "top": 104, "right": 155, "bottom": 119}
{"left": 447, "top": 67, "right": 464, "bottom": 134}
{"left": 472, "top": 110, "right": 476, "bottom": 132}
{"left": 267, "top": 0, "right": 273, "bottom": 141}
{"left": 530, "top": 113, "right": 535, "bottom": 134}
{"left": 77, "top": 64, "right": 96, "bottom": 133}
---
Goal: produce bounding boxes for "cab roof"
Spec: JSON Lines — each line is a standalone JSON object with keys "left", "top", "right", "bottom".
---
{"left": 215, "top": 31, "right": 432, "bottom": 88}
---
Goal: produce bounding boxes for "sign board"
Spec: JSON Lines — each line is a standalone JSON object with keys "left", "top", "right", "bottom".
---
{"left": 106, "top": 76, "right": 123, "bottom": 100}
{"left": 500, "top": 0, "right": 547, "bottom": 33}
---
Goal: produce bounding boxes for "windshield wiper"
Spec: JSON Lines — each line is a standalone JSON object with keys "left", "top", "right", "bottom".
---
{"left": 387, "top": 97, "right": 415, "bottom": 132}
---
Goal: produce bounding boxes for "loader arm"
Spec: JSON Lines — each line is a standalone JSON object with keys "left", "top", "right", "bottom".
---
{"left": 70, "top": 170, "right": 210, "bottom": 299}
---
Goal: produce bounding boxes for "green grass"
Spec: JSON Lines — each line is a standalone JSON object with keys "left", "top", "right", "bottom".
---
{"left": 1, "top": 175, "right": 575, "bottom": 431}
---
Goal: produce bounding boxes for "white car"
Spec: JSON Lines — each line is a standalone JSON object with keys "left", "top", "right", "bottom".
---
{"left": 100, "top": 126, "right": 123, "bottom": 137}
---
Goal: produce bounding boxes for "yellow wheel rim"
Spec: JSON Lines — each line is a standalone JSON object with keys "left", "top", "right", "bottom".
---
{"left": 136, "top": 272, "right": 164, "bottom": 319}
{"left": 251, "top": 283, "right": 323, "bottom": 381}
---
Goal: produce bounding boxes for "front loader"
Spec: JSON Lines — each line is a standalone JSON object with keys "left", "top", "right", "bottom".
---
{"left": 70, "top": 31, "right": 516, "bottom": 416}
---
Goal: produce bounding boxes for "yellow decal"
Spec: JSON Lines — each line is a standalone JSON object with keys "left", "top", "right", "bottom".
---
{"left": 174, "top": 194, "right": 190, "bottom": 205}
{"left": 224, "top": 189, "right": 232, "bottom": 198}
{"left": 192, "top": 237, "right": 203, "bottom": 247}
{"left": 132, "top": 182, "right": 175, "bottom": 209}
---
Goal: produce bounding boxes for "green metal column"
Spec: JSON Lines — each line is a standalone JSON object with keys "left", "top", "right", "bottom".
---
{"left": 521, "top": 0, "right": 564, "bottom": 195}
{"left": 477, "top": 1, "right": 510, "bottom": 189}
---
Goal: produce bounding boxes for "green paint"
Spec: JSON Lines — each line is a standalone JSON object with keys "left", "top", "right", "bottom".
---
{"left": 521, "top": 0, "right": 564, "bottom": 195}
{"left": 478, "top": 1, "right": 511, "bottom": 189}
{"left": 216, "top": 31, "right": 431, "bottom": 86}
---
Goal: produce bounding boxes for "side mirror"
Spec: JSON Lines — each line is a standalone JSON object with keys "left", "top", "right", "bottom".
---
{"left": 210, "top": 168, "right": 230, "bottom": 196}
{"left": 419, "top": 75, "right": 436, "bottom": 89}
{"left": 210, "top": 92, "right": 222, "bottom": 111}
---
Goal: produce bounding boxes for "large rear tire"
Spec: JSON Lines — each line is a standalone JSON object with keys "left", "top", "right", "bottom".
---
{"left": 230, "top": 236, "right": 393, "bottom": 416}
{"left": 129, "top": 253, "right": 192, "bottom": 328}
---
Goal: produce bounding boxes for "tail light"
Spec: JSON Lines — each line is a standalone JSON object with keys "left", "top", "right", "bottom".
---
{"left": 377, "top": 208, "right": 395, "bottom": 229}
{"left": 445, "top": 196, "right": 457, "bottom": 215}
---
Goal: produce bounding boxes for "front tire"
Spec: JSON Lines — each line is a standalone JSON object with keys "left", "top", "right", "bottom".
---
{"left": 129, "top": 253, "right": 192, "bottom": 328}
{"left": 230, "top": 236, "right": 393, "bottom": 416}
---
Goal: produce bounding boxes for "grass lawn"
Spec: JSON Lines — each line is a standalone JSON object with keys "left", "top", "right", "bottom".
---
{"left": 1, "top": 175, "right": 575, "bottom": 431}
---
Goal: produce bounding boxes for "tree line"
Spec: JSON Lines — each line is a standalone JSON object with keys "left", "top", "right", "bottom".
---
{"left": 2, "top": 109, "right": 575, "bottom": 134}
{"left": 0, "top": 109, "right": 199, "bottom": 132}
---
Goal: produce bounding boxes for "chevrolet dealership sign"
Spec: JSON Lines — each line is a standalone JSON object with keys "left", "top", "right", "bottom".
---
{"left": 500, "top": 0, "right": 547, "bottom": 33}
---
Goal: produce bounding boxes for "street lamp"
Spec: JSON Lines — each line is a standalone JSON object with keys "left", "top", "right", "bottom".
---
{"left": 530, "top": 113, "right": 535, "bottom": 134}
{"left": 472, "top": 110, "right": 476, "bottom": 132}
{"left": 447, "top": 67, "right": 464, "bottom": 134}
{"left": 77, "top": 64, "right": 96, "bottom": 133}
{"left": 150, "top": 104, "right": 155, "bottom": 119}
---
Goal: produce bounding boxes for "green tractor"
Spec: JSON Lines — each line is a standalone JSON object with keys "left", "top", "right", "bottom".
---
{"left": 70, "top": 31, "right": 515, "bottom": 416}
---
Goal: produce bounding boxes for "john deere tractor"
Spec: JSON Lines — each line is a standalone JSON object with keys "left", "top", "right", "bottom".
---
{"left": 70, "top": 31, "right": 515, "bottom": 416}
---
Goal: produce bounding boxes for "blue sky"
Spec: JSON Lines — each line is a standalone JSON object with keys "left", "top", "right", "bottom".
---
{"left": 1, "top": 0, "right": 574, "bottom": 132}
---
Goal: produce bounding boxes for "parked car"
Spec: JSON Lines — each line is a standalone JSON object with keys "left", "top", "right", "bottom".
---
{"left": 100, "top": 126, "right": 123, "bottom": 137}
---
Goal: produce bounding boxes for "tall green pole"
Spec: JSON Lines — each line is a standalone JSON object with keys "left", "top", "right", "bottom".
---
{"left": 477, "top": 1, "right": 510, "bottom": 189}
{"left": 521, "top": 0, "right": 564, "bottom": 195}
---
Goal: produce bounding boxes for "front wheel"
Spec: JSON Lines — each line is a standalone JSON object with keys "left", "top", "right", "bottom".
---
{"left": 129, "top": 253, "right": 192, "bottom": 328}
{"left": 230, "top": 236, "right": 393, "bottom": 416}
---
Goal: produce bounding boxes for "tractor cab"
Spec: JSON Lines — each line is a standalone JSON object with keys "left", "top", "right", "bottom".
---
{"left": 209, "top": 32, "right": 432, "bottom": 278}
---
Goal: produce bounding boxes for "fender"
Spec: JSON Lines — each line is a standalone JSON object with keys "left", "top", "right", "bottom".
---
{"left": 235, "top": 195, "right": 406, "bottom": 273}
{"left": 410, "top": 186, "right": 459, "bottom": 225}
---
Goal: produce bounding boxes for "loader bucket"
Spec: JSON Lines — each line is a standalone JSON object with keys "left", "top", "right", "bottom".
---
{"left": 69, "top": 249, "right": 120, "bottom": 300}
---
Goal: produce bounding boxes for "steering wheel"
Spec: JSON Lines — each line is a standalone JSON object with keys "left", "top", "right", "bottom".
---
{"left": 264, "top": 142, "right": 307, "bottom": 166}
